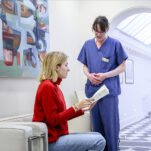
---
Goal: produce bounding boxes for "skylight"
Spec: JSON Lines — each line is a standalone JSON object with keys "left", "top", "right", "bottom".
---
{"left": 117, "top": 13, "right": 151, "bottom": 46}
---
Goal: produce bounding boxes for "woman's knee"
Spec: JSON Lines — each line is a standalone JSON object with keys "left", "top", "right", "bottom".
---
{"left": 95, "top": 134, "right": 106, "bottom": 150}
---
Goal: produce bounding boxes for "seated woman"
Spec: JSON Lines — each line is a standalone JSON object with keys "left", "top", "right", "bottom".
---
{"left": 32, "top": 51, "right": 105, "bottom": 151}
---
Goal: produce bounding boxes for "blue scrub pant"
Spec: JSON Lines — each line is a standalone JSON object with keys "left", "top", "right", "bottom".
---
{"left": 48, "top": 132, "right": 105, "bottom": 151}
{"left": 90, "top": 95, "right": 119, "bottom": 151}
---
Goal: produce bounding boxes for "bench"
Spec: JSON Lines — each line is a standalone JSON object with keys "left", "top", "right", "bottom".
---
{"left": 0, "top": 112, "right": 91, "bottom": 151}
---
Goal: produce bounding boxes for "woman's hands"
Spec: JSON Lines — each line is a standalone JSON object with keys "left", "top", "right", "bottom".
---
{"left": 74, "top": 98, "right": 96, "bottom": 112}
{"left": 82, "top": 100, "right": 97, "bottom": 112}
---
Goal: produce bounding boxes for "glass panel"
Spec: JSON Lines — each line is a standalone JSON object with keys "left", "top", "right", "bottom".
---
{"left": 129, "top": 14, "right": 151, "bottom": 36}
{"left": 135, "top": 24, "right": 151, "bottom": 42}
{"left": 117, "top": 14, "right": 138, "bottom": 30}
{"left": 144, "top": 35, "right": 151, "bottom": 45}
{"left": 122, "top": 14, "right": 147, "bottom": 33}
{"left": 117, "top": 13, "right": 151, "bottom": 46}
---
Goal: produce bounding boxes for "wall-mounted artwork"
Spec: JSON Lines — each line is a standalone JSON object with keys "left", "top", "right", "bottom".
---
{"left": 0, "top": 0, "right": 49, "bottom": 78}
{"left": 119, "top": 72, "right": 123, "bottom": 84}
{"left": 125, "top": 59, "right": 134, "bottom": 84}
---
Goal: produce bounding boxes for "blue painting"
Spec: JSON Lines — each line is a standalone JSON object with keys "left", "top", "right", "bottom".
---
{"left": 0, "top": 0, "right": 49, "bottom": 77}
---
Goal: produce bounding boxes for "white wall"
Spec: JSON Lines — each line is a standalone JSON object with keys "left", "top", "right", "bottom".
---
{"left": 48, "top": 1, "right": 82, "bottom": 107}
{"left": 119, "top": 51, "right": 151, "bottom": 128}
{"left": 0, "top": 78, "right": 38, "bottom": 118}
{"left": 1, "top": 0, "right": 151, "bottom": 130}
{"left": 110, "top": 29, "right": 151, "bottom": 128}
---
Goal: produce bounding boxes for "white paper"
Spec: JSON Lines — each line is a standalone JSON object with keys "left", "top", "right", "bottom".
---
{"left": 82, "top": 85, "right": 109, "bottom": 110}
{"left": 91, "top": 85, "right": 109, "bottom": 102}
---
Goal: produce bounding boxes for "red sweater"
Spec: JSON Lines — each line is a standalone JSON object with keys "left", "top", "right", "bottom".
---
{"left": 32, "top": 78, "right": 84, "bottom": 143}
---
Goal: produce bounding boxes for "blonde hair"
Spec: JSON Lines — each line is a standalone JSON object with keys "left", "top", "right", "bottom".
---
{"left": 38, "top": 51, "right": 67, "bottom": 83}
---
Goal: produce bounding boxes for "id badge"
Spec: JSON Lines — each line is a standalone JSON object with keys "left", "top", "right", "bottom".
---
{"left": 102, "top": 57, "right": 109, "bottom": 63}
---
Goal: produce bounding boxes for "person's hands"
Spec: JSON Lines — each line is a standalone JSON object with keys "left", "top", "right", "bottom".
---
{"left": 75, "top": 98, "right": 92, "bottom": 110}
{"left": 87, "top": 73, "right": 101, "bottom": 86}
{"left": 74, "top": 98, "right": 97, "bottom": 112}
{"left": 94, "top": 73, "right": 107, "bottom": 84}
{"left": 82, "top": 99, "right": 97, "bottom": 112}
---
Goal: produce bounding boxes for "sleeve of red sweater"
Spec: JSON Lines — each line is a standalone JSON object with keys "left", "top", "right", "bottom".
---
{"left": 40, "top": 83, "right": 83, "bottom": 127}
{"left": 68, "top": 109, "right": 84, "bottom": 120}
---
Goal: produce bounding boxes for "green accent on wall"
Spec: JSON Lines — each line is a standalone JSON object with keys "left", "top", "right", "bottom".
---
{"left": 0, "top": 58, "right": 22, "bottom": 77}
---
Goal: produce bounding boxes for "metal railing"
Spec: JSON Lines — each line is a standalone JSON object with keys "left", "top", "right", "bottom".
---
{"left": 28, "top": 133, "right": 47, "bottom": 151}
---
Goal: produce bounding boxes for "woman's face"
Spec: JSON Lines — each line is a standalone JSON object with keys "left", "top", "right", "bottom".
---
{"left": 56, "top": 60, "right": 70, "bottom": 79}
{"left": 94, "top": 24, "right": 107, "bottom": 42}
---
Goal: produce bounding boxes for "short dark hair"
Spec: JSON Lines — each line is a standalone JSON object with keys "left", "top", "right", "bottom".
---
{"left": 92, "top": 16, "right": 109, "bottom": 32}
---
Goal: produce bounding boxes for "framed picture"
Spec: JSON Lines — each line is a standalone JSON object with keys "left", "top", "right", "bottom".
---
{"left": 125, "top": 59, "right": 134, "bottom": 84}
{"left": 0, "top": 0, "right": 49, "bottom": 78}
{"left": 119, "top": 72, "right": 123, "bottom": 84}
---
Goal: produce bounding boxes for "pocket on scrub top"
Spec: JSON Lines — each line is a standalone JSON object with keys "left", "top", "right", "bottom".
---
{"left": 101, "top": 56, "right": 111, "bottom": 69}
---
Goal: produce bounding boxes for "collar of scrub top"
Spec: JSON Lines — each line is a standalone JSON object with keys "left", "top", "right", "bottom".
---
{"left": 94, "top": 35, "right": 108, "bottom": 44}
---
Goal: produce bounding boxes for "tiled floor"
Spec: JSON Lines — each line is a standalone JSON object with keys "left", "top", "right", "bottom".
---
{"left": 119, "top": 117, "right": 151, "bottom": 151}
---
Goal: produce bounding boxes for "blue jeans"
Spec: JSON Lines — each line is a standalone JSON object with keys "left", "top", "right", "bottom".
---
{"left": 48, "top": 132, "right": 105, "bottom": 151}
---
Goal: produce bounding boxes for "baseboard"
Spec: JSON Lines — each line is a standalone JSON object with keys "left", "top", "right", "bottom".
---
{"left": 120, "top": 113, "right": 144, "bottom": 130}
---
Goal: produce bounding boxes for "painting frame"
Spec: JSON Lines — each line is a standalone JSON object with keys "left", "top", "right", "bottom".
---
{"left": 0, "top": 0, "right": 49, "bottom": 78}
{"left": 125, "top": 59, "right": 134, "bottom": 84}
{"left": 119, "top": 72, "right": 123, "bottom": 84}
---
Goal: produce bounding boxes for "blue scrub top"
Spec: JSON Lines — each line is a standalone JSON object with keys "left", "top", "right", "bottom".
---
{"left": 78, "top": 37, "right": 128, "bottom": 98}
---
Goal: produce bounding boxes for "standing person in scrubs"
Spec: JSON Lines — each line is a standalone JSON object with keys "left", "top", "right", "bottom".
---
{"left": 77, "top": 16, "right": 128, "bottom": 151}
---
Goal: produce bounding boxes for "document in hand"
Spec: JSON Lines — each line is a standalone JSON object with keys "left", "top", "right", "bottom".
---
{"left": 91, "top": 85, "right": 109, "bottom": 102}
